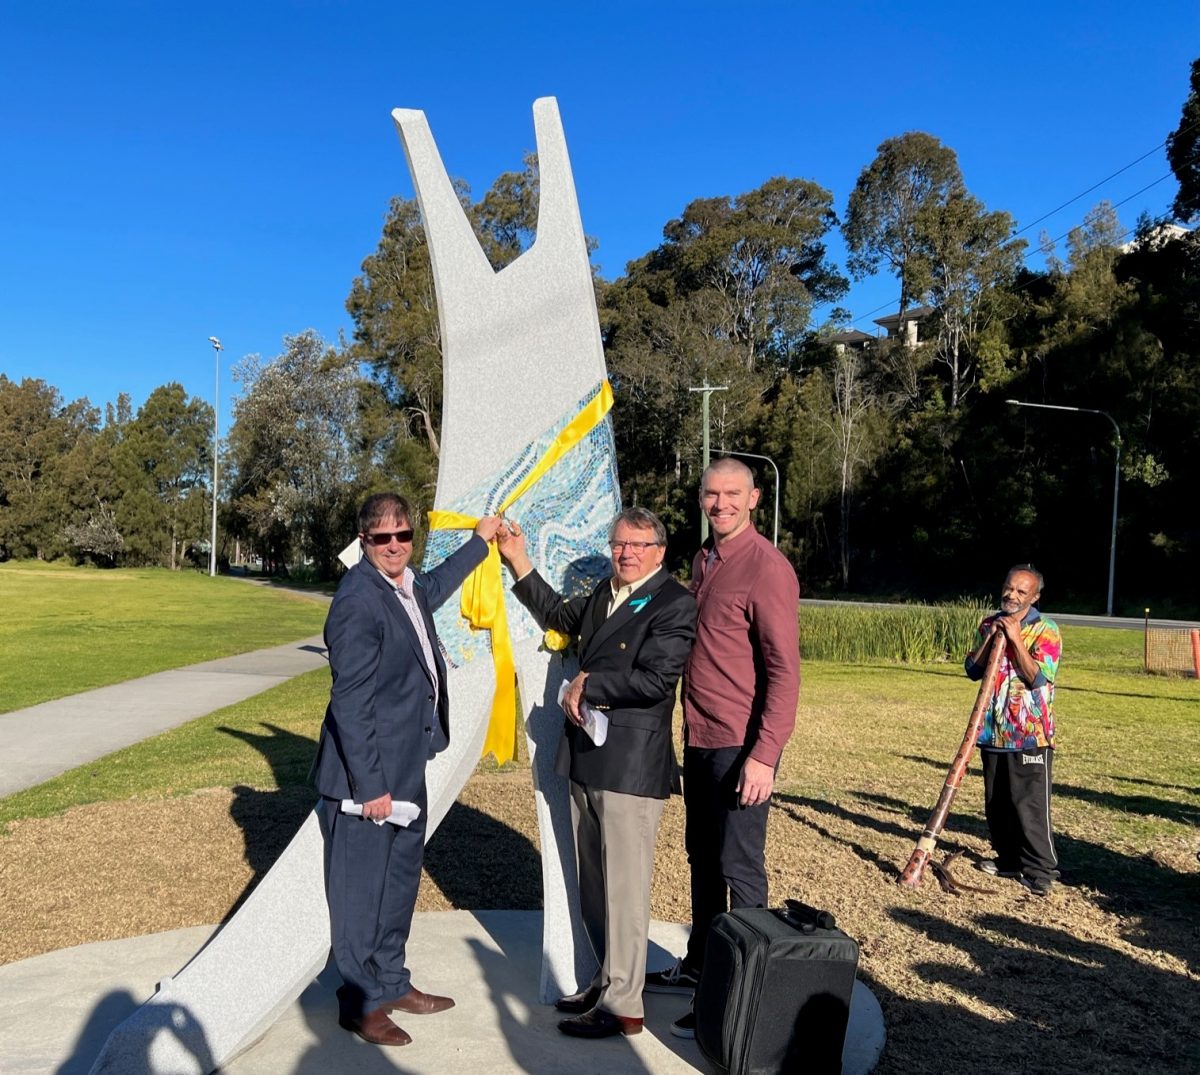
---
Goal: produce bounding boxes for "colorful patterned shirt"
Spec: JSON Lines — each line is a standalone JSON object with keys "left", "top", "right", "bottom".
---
{"left": 965, "top": 609, "right": 1061, "bottom": 750}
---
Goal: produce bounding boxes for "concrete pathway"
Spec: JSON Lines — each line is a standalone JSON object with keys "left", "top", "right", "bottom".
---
{"left": 0, "top": 634, "right": 329, "bottom": 798}
{"left": 0, "top": 912, "right": 886, "bottom": 1074}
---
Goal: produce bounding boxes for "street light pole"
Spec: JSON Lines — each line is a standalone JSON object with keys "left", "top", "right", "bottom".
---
{"left": 1006, "top": 399, "right": 1121, "bottom": 615}
{"left": 208, "top": 336, "right": 224, "bottom": 577}
{"left": 720, "top": 449, "right": 780, "bottom": 547}
{"left": 688, "top": 381, "right": 727, "bottom": 542}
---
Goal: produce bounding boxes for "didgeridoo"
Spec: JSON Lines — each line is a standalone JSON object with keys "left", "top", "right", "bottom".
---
{"left": 897, "top": 633, "right": 1005, "bottom": 888}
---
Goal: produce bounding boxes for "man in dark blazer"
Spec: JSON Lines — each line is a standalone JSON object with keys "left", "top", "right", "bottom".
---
{"left": 312, "top": 491, "right": 502, "bottom": 1046}
{"left": 498, "top": 507, "right": 697, "bottom": 1039}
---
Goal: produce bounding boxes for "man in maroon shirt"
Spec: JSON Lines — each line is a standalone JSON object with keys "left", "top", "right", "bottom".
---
{"left": 644, "top": 457, "right": 801, "bottom": 1039}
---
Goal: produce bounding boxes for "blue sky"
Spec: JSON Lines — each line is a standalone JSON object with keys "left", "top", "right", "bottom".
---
{"left": 2, "top": 1, "right": 1196, "bottom": 429}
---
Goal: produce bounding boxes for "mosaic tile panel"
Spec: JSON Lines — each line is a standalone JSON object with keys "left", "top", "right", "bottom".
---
{"left": 422, "top": 380, "right": 620, "bottom": 667}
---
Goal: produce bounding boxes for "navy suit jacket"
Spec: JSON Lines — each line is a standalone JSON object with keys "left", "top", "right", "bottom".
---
{"left": 311, "top": 535, "right": 488, "bottom": 805}
{"left": 513, "top": 567, "right": 696, "bottom": 799}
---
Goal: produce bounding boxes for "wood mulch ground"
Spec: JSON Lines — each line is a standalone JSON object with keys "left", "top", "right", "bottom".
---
{"left": 1, "top": 769, "right": 1197, "bottom": 1074}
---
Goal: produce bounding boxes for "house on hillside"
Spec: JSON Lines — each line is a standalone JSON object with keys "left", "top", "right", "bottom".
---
{"left": 824, "top": 306, "right": 934, "bottom": 355}
{"left": 872, "top": 305, "right": 934, "bottom": 347}
{"left": 827, "top": 328, "right": 874, "bottom": 354}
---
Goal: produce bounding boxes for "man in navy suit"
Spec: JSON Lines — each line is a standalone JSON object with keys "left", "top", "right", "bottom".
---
{"left": 311, "top": 492, "right": 503, "bottom": 1046}
{"left": 498, "top": 507, "right": 697, "bottom": 1039}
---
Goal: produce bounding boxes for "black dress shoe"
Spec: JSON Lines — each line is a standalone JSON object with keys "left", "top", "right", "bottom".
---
{"left": 555, "top": 985, "right": 602, "bottom": 1014}
{"left": 338, "top": 1007, "right": 412, "bottom": 1046}
{"left": 558, "top": 1007, "right": 643, "bottom": 1037}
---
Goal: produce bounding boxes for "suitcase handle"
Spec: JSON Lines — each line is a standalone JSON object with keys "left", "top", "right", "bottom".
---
{"left": 782, "top": 899, "right": 837, "bottom": 932}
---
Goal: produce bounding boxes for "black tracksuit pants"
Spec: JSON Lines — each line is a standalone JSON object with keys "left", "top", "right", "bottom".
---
{"left": 982, "top": 746, "right": 1058, "bottom": 881}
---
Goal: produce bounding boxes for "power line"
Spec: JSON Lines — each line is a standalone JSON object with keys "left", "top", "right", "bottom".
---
{"left": 846, "top": 131, "right": 1190, "bottom": 329}
{"left": 1011, "top": 143, "right": 1175, "bottom": 239}
{"left": 1040, "top": 173, "right": 1174, "bottom": 249}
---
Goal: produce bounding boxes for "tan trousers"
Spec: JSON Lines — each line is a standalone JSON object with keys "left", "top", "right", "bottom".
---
{"left": 570, "top": 780, "right": 665, "bottom": 1019}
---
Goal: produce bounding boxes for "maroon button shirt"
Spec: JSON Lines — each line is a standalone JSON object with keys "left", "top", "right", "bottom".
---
{"left": 682, "top": 525, "right": 800, "bottom": 767}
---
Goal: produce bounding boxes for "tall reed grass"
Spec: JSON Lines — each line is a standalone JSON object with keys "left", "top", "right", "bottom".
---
{"left": 801, "top": 601, "right": 988, "bottom": 663}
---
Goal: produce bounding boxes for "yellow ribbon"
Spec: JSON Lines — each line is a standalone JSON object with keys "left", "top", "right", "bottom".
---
{"left": 429, "top": 380, "right": 614, "bottom": 764}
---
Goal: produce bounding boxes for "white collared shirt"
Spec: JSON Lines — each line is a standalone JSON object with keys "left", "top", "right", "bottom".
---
{"left": 377, "top": 565, "right": 440, "bottom": 709}
{"left": 607, "top": 566, "right": 661, "bottom": 618}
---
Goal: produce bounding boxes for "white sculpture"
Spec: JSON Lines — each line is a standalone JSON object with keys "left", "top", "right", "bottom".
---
{"left": 88, "top": 97, "right": 618, "bottom": 1073}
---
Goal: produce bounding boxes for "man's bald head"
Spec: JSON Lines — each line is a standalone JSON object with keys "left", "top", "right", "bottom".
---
{"left": 701, "top": 456, "right": 755, "bottom": 489}
{"left": 699, "top": 457, "right": 760, "bottom": 545}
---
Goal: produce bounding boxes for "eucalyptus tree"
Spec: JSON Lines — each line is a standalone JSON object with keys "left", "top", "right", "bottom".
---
{"left": 653, "top": 176, "right": 847, "bottom": 372}
{"left": 1166, "top": 56, "right": 1200, "bottom": 223}
{"left": 115, "top": 384, "right": 213, "bottom": 567}
{"left": 843, "top": 132, "right": 964, "bottom": 318}
{"left": 227, "top": 330, "right": 363, "bottom": 577}
{"left": 601, "top": 177, "right": 846, "bottom": 543}
{"left": 910, "top": 194, "right": 1025, "bottom": 408}
{"left": 0, "top": 376, "right": 98, "bottom": 559}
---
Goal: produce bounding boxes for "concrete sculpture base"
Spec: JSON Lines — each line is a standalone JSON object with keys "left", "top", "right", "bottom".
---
{"left": 3, "top": 915, "right": 887, "bottom": 1073}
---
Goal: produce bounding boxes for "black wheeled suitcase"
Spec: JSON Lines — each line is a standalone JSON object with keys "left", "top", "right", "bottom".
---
{"left": 694, "top": 900, "right": 859, "bottom": 1075}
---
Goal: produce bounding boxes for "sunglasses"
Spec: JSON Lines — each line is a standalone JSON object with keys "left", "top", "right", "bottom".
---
{"left": 363, "top": 529, "right": 415, "bottom": 547}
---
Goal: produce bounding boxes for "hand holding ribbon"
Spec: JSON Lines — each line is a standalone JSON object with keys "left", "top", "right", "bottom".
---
{"left": 428, "top": 380, "right": 614, "bottom": 765}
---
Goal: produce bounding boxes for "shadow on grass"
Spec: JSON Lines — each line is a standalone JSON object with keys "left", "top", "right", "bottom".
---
{"left": 846, "top": 776, "right": 1200, "bottom": 972}
{"left": 1055, "top": 683, "right": 1200, "bottom": 702}
{"left": 772, "top": 792, "right": 989, "bottom": 882}
{"left": 423, "top": 802, "right": 543, "bottom": 910}
{"left": 900, "top": 753, "right": 1200, "bottom": 829}
{"left": 1112, "top": 774, "right": 1200, "bottom": 795}
{"left": 214, "top": 721, "right": 543, "bottom": 916}
{"left": 873, "top": 906, "right": 1200, "bottom": 1075}
{"left": 215, "top": 723, "right": 321, "bottom": 920}
{"left": 772, "top": 785, "right": 1199, "bottom": 1072}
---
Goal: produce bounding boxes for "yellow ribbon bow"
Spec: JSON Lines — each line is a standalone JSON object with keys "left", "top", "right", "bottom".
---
{"left": 428, "top": 380, "right": 614, "bottom": 764}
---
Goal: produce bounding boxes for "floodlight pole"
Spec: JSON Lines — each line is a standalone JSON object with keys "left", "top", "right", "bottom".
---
{"left": 1006, "top": 399, "right": 1121, "bottom": 615}
{"left": 209, "top": 336, "right": 224, "bottom": 577}
{"left": 721, "top": 449, "right": 780, "bottom": 547}
{"left": 688, "top": 381, "right": 727, "bottom": 542}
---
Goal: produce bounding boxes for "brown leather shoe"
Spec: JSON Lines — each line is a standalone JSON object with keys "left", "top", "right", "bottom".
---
{"left": 383, "top": 986, "right": 456, "bottom": 1015}
{"left": 339, "top": 1007, "right": 412, "bottom": 1046}
{"left": 558, "top": 1008, "right": 643, "bottom": 1038}
{"left": 554, "top": 984, "right": 602, "bottom": 1014}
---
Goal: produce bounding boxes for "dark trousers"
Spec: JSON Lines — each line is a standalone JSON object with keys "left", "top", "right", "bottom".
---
{"left": 982, "top": 747, "right": 1058, "bottom": 881}
{"left": 683, "top": 745, "right": 770, "bottom": 973}
{"left": 319, "top": 792, "right": 428, "bottom": 1019}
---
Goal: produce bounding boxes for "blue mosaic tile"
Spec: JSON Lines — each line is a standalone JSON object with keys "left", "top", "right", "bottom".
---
{"left": 423, "top": 381, "right": 621, "bottom": 668}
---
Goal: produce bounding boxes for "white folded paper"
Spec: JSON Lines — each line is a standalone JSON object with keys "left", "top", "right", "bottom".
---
{"left": 340, "top": 799, "right": 422, "bottom": 827}
{"left": 337, "top": 537, "right": 362, "bottom": 569}
{"left": 558, "top": 678, "right": 608, "bottom": 746}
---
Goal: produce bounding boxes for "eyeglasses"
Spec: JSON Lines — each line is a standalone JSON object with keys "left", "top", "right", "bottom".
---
{"left": 609, "top": 540, "right": 660, "bottom": 553}
{"left": 363, "top": 529, "right": 414, "bottom": 547}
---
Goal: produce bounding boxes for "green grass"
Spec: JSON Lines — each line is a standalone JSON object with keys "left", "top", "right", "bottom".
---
{"left": 3, "top": 620, "right": 1194, "bottom": 850}
{"left": 0, "top": 668, "right": 330, "bottom": 827}
{"left": 0, "top": 561, "right": 328, "bottom": 714}
{"left": 790, "top": 624, "right": 1199, "bottom": 851}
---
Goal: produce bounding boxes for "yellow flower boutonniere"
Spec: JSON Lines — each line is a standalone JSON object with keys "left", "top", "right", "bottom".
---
{"left": 542, "top": 629, "right": 571, "bottom": 653}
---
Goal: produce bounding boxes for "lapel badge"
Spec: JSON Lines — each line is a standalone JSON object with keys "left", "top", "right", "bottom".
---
{"left": 628, "top": 594, "right": 653, "bottom": 614}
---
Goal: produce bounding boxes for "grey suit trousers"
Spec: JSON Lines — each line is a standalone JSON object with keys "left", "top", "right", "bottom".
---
{"left": 570, "top": 779, "right": 665, "bottom": 1019}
